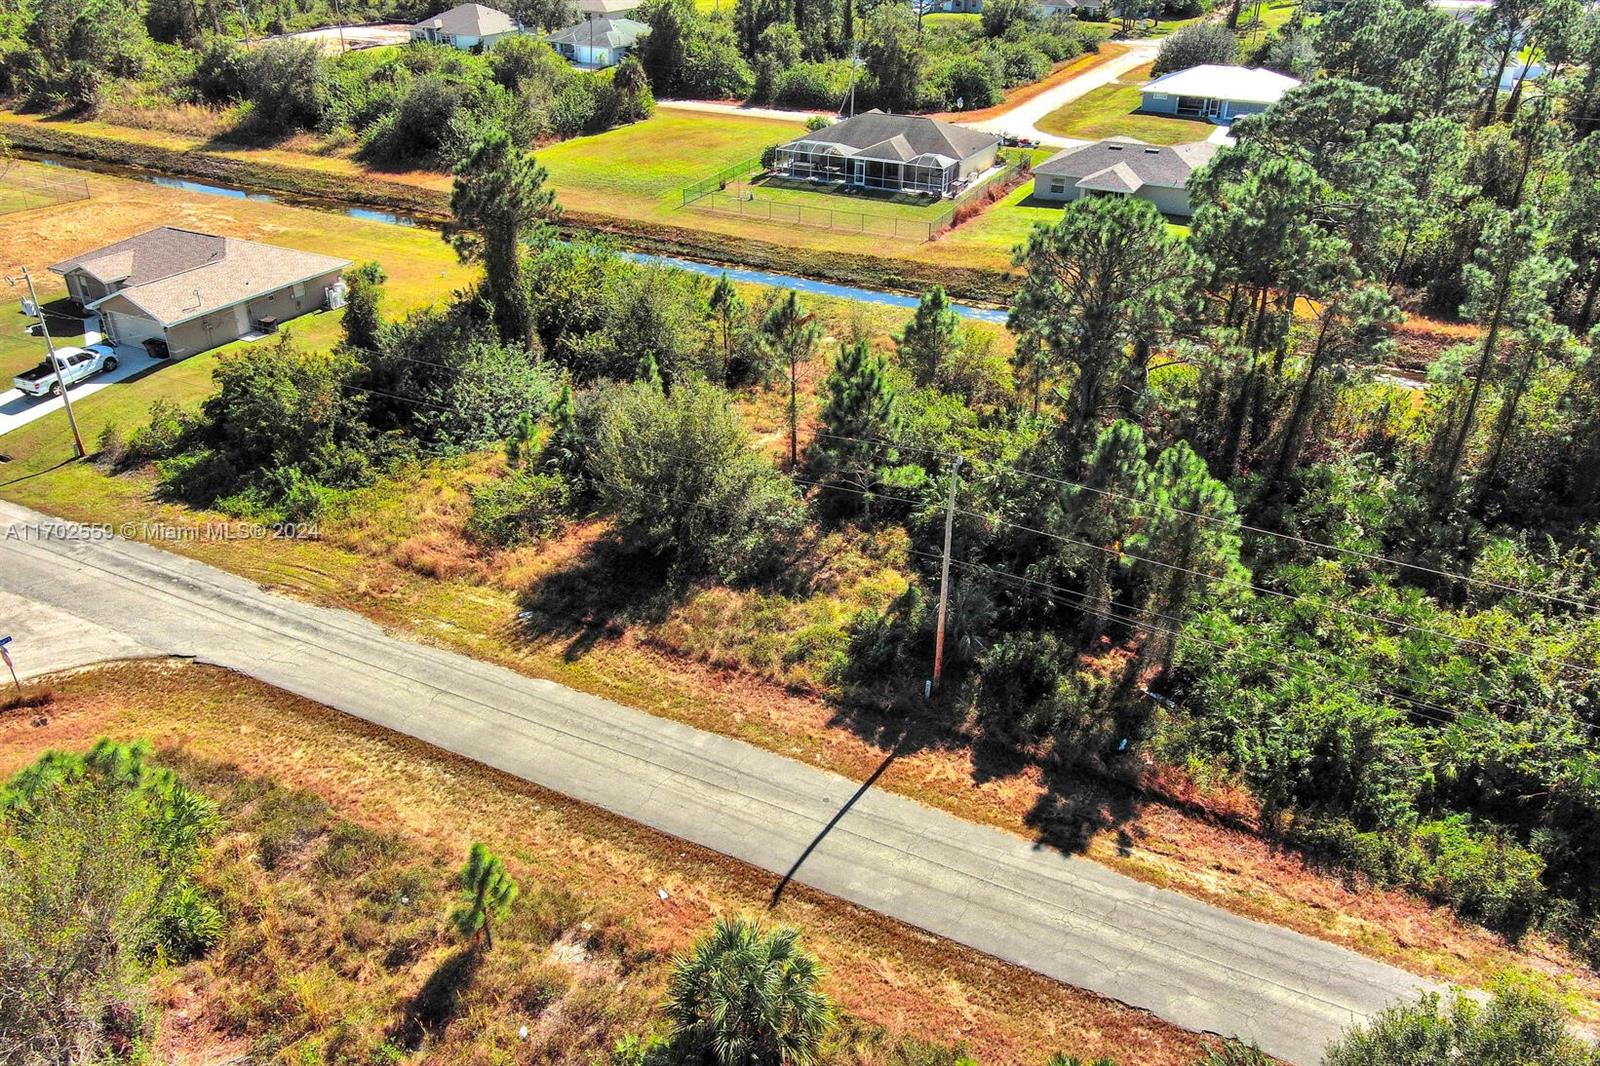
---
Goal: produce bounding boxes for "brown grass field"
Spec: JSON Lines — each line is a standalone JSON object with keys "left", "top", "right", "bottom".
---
{"left": 0, "top": 661, "right": 1217, "bottom": 1065}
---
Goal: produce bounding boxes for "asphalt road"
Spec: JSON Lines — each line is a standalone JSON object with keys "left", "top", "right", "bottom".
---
{"left": 0, "top": 500, "right": 1437, "bottom": 1063}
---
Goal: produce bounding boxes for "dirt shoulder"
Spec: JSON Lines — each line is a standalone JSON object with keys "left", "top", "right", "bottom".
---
{"left": 0, "top": 660, "right": 1217, "bottom": 1066}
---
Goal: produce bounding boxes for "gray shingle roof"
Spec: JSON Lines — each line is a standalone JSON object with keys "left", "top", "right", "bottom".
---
{"left": 52, "top": 227, "right": 349, "bottom": 327}
{"left": 412, "top": 3, "right": 518, "bottom": 37}
{"left": 50, "top": 227, "right": 226, "bottom": 288}
{"left": 1034, "top": 137, "right": 1218, "bottom": 191}
{"left": 782, "top": 110, "right": 998, "bottom": 164}
{"left": 545, "top": 16, "right": 648, "bottom": 48}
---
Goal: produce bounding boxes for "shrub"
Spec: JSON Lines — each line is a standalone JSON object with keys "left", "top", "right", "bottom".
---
{"left": 239, "top": 39, "right": 327, "bottom": 131}
{"left": 1411, "top": 817, "right": 1546, "bottom": 933}
{"left": 666, "top": 917, "right": 834, "bottom": 1063}
{"left": 1152, "top": 22, "right": 1238, "bottom": 77}
{"left": 467, "top": 469, "right": 571, "bottom": 546}
{"left": 360, "top": 75, "right": 466, "bottom": 164}
{"left": 587, "top": 379, "right": 805, "bottom": 581}
{"left": 771, "top": 60, "right": 854, "bottom": 109}
{"left": 935, "top": 54, "right": 1003, "bottom": 110}
{"left": 1322, "top": 987, "right": 1599, "bottom": 1066}
{"left": 977, "top": 630, "right": 1069, "bottom": 730}
{"left": 192, "top": 37, "right": 248, "bottom": 102}
{"left": 125, "top": 398, "right": 199, "bottom": 464}
{"left": 996, "top": 41, "right": 1050, "bottom": 87}
{"left": 418, "top": 342, "right": 563, "bottom": 451}
{"left": 148, "top": 883, "right": 225, "bottom": 961}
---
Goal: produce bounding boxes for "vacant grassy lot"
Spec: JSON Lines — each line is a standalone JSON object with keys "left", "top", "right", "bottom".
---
{"left": 0, "top": 661, "right": 1212, "bottom": 1066}
{"left": 537, "top": 108, "right": 804, "bottom": 208}
{"left": 1, "top": 148, "right": 1592, "bottom": 1024}
{"left": 1239, "top": 0, "right": 1303, "bottom": 36}
{"left": 1035, "top": 62, "right": 1215, "bottom": 145}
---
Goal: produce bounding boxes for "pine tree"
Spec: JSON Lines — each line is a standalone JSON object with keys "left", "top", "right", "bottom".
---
{"left": 450, "top": 842, "right": 518, "bottom": 951}
{"left": 896, "top": 285, "right": 962, "bottom": 388}
{"left": 1048, "top": 420, "right": 1149, "bottom": 642}
{"left": 1127, "top": 442, "right": 1247, "bottom": 673}
{"left": 758, "top": 290, "right": 820, "bottom": 470}
{"left": 446, "top": 129, "right": 559, "bottom": 354}
{"left": 1435, "top": 203, "right": 1567, "bottom": 503}
{"left": 1011, "top": 196, "right": 1196, "bottom": 471}
{"left": 708, "top": 271, "right": 751, "bottom": 384}
{"left": 813, "top": 340, "right": 900, "bottom": 511}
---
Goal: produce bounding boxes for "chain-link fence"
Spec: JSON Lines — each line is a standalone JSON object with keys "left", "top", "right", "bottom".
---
{"left": 687, "top": 190, "right": 952, "bottom": 242}
{"left": 0, "top": 164, "right": 90, "bottom": 216}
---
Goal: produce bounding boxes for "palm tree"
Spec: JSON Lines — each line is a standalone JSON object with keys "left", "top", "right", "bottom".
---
{"left": 665, "top": 916, "right": 834, "bottom": 1066}
{"left": 449, "top": 842, "right": 518, "bottom": 950}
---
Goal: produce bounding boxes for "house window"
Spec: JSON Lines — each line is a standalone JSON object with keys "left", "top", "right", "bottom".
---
{"left": 292, "top": 282, "right": 306, "bottom": 301}
{"left": 1050, "top": 179, "right": 1066, "bottom": 193}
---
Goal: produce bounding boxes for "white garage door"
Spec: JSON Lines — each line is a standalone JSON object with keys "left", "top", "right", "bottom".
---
{"left": 102, "top": 311, "right": 163, "bottom": 348}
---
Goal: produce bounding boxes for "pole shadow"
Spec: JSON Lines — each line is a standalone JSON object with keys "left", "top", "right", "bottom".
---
{"left": 769, "top": 740, "right": 900, "bottom": 910}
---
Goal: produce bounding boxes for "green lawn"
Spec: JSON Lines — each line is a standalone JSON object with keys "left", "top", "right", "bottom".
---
{"left": 745, "top": 175, "right": 953, "bottom": 221}
{"left": 0, "top": 164, "right": 474, "bottom": 476}
{"left": 1083, "top": 15, "right": 1201, "bottom": 38}
{"left": 1035, "top": 62, "right": 1216, "bottom": 146}
{"left": 537, "top": 108, "right": 807, "bottom": 211}
{"left": 0, "top": 297, "right": 91, "bottom": 381}
{"left": 941, "top": 171, "right": 1190, "bottom": 262}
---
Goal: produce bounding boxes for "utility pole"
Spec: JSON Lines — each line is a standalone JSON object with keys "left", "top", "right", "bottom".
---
{"left": 330, "top": 0, "right": 348, "bottom": 52}
{"left": 12, "top": 267, "right": 85, "bottom": 458}
{"left": 845, "top": 40, "right": 860, "bottom": 118}
{"left": 931, "top": 455, "right": 962, "bottom": 692}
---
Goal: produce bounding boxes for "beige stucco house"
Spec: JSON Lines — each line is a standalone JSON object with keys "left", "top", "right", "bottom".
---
{"left": 1032, "top": 137, "right": 1219, "bottom": 218}
{"left": 51, "top": 227, "right": 350, "bottom": 359}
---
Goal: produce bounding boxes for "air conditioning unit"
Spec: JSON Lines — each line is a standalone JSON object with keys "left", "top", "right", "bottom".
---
{"left": 324, "top": 279, "right": 348, "bottom": 310}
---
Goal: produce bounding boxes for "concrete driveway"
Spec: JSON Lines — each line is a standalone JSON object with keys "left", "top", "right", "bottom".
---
{"left": 0, "top": 344, "right": 160, "bottom": 439}
{"left": 963, "top": 40, "right": 1161, "bottom": 147}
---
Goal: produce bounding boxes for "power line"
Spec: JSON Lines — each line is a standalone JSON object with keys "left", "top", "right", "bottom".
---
{"left": 959, "top": 506, "right": 1600, "bottom": 682}
{"left": 810, "top": 428, "right": 1600, "bottom": 617}
{"left": 586, "top": 445, "right": 1568, "bottom": 727}
{"left": 909, "top": 546, "right": 1600, "bottom": 742}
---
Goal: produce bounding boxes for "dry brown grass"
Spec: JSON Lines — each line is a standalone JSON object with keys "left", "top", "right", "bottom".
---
{"left": 96, "top": 100, "right": 240, "bottom": 140}
{"left": 0, "top": 661, "right": 1215, "bottom": 1066}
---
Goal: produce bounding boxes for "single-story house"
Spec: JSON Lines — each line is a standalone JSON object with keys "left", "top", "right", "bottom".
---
{"left": 410, "top": 3, "right": 521, "bottom": 49}
{"left": 51, "top": 227, "right": 351, "bottom": 360}
{"left": 1140, "top": 64, "right": 1301, "bottom": 124}
{"left": 933, "top": 0, "right": 983, "bottom": 13}
{"left": 545, "top": 16, "right": 649, "bottom": 67}
{"left": 771, "top": 110, "right": 1001, "bottom": 196}
{"left": 1035, "top": 0, "right": 1111, "bottom": 16}
{"left": 1032, "top": 136, "right": 1219, "bottom": 217}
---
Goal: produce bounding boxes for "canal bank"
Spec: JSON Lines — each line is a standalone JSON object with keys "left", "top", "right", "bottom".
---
{"left": 1, "top": 118, "right": 1021, "bottom": 307}
{"left": 25, "top": 151, "right": 1010, "bottom": 325}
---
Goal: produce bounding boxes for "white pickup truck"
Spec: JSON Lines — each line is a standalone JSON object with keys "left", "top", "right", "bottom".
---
{"left": 11, "top": 343, "right": 120, "bottom": 398}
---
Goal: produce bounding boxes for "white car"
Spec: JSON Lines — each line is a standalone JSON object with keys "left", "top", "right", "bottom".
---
{"left": 12, "top": 343, "right": 120, "bottom": 398}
